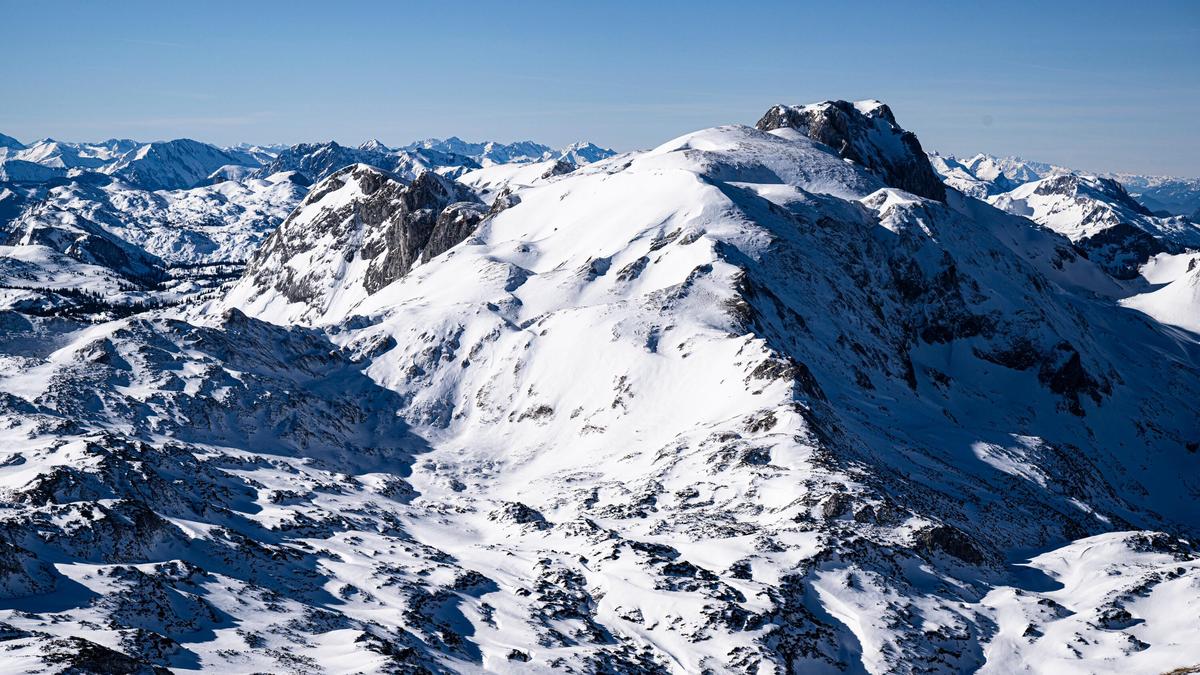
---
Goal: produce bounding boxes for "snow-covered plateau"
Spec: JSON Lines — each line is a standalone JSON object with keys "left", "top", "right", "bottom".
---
{"left": 0, "top": 102, "right": 1197, "bottom": 674}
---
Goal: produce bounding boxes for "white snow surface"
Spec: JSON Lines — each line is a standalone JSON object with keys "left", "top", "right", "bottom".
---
{"left": 1121, "top": 262, "right": 1200, "bottom": 334}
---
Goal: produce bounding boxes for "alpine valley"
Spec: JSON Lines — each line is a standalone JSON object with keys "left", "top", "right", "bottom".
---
{"left": 0, "top": 101, "right": 1197, "bottom": 675}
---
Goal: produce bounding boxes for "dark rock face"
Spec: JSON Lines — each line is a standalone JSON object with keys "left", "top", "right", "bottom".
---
{"left": 244, "top": 164, "right": 486, "bottom": 310}
{"left": 489, "top": 501, "right": 551, "bottom": 530}
{"left": 1076, "top": 221, "right": 1167, "bottom": 279}
{"left": 42, "top": 635, "right": 172, "bottom": 674}
{"left": 756, "top": 100, "right": 946, "bottom": 201}
{"left": 360, "top": 171, "right": 486, "bottom": 294}
{"left": 915, "top": 525, "right": 985, "bottom": 564}
{"left": 540, "top": 159, "right": 576, "bottom": 179}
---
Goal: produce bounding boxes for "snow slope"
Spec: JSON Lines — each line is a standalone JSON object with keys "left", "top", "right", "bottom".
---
{"left": 457, "top": 158, "right": 579, "bottom": 203}
{"left": 1121, "top": 262, "right": 1200, "bottom": 334}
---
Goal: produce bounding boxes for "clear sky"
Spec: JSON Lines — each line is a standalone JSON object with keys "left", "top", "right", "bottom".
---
{"left": 2, "top": 0, "right": 1197, "bottom": 175}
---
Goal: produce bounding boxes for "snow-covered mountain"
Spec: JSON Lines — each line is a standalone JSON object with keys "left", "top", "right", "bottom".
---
{"left": 930, "top": 152, "right": 1200, "bottom": 221}
{"left": 406, "top": 137, "right": 555, "bottom": 166}
{"left": 555, "top": 141, "right": 616, "bottom": 165}
{"left": 961, "top": 154, "right": 1066, "bottom": 189}
{"left": 11, "top": 138, "right": 142, "bottom": 170}
{"left": 925, "top": 152, "right": 1200, "bottom": 284}
{"left": 406, "top": 136, "right": 616, "bottom": 168}
{"left": 2, "top": 171, "right": 308, "bottom": 267}
{"left": 0, "top": 132, "right": 25, "bottom": 151}
{"left": 99, "top": 139, "right": 254, "bottom": 191}
{"left": 1108, "top": 174, "right": 1200, "bottom": 218}
{"left": 2, "top": 133, "right": 614, "bottom": 196}
{"left": 0, "top": 102, "right": 1197, "bottom": 674}
{"left": 2, "top": 137, "right": 261, "bottom": 191}
{"left": 0, "top": 168, "right": 310, "bottom": 322}
{"left": 224, "top": 142, "right": 288, "bottom": 166}
{"left": 988, "top": 173, "right": 1200, "bottom": 278}
{"left": 213, "top": 102, "right": 1199, "bottom": 671}
{"left": 252, "top": 141, "right": 481, "bottom": 184}
{"left": 927, "top": 153, "right": 1070, "bottom": 196}
{"left": 0, "top": 159, "right": 66, "bottom": 183}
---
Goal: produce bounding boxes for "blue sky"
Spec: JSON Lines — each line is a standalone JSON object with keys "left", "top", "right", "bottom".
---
{"left": 2, "top": 0, "right": 1197, "bottom": 174}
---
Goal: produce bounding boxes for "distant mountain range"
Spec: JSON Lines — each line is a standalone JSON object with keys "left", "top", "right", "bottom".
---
{"left": 0, "top": 133, "right": 616, "bottom": 191}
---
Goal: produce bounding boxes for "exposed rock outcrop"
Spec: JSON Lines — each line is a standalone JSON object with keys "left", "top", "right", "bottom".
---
{"left": 229, "top": 164, "right": 486, "bottom": 323}
{"left": 756, "top": 99, "right": 946, "bottom": 201}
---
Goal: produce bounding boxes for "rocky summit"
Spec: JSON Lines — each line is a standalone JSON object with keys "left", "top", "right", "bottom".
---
{"left": 0, "top": 99, "right": 1197, "bottom": 674}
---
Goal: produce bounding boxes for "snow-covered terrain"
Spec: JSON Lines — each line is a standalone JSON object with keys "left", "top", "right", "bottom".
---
{"left": 987, "top": 173, "right": 1200, "bottom": 278}
{"left": 1, "top": 171, "right": 309, "bottom": 270}
{"left": 929, "top": 151, "right": 1200, "bottom": 221}
{"left": 1107, "top": 174, "right": 1200, "bottom": 219}
{"left": 404, "top": 137, "right": 616, "bottom": 168}
{"left": 0, "top": 103, "right": 1198, "bottom": 674}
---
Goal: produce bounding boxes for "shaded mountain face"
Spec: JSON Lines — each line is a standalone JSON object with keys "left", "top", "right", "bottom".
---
{"left": 0, "top": 159, "right": 65, "bottom": 183}
{"left": 0, "top": 132, "right": 25, "bottom": 151}
{"left": 0, "top": 101, "right": 1197, "bottom": 673}
{"left": 757, "top": 99, "right": 946, "bottom": 201}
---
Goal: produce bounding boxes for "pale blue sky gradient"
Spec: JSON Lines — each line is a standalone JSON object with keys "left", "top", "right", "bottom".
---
{"left": 2, "top": 0, "right": 1197, "bottom": 174}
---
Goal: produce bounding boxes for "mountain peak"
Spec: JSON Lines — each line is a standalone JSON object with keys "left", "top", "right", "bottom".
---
{"left": 557, "top": 141, "right": 616, "bottom": 165}
{"left": 0, "top": 132, "right": 25, "bottom": 151}
{"left": 756, "top": 99, "right": 946, "bottom": 201}
{"left": 359, "top": 138, "right": 391, "bottom": 153}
